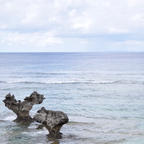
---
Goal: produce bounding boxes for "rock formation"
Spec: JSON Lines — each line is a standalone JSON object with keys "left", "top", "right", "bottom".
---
{"left": 3, "top": 91, "right": 45, "bottom": 124}
{"left": 3, "top": 92, "right": 69, "bottom": 138}
{"left": 34, "top": 107, "right": 69, "bottom": 139}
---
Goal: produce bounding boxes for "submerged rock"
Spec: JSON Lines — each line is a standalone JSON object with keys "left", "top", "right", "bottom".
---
{"left": 3, "top": 91, "right": 45, "bottom": 124}
{"left": 34, "top": 107, "right": 69, "bottom": 139}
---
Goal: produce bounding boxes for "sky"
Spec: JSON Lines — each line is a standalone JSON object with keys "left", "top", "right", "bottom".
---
{"left": 0, "top": 0, "right": 144, "bottom": 52}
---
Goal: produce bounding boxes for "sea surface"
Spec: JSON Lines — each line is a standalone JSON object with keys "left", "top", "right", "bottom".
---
{"left": 0, "top": 52, "right": 144, "bottom": 144}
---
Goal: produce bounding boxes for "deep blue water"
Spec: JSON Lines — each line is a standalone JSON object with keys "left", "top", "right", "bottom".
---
{"left": 0, "top": 52, "right": 144, "bottom": 144}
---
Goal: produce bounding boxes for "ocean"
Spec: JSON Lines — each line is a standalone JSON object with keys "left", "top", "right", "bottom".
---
{"left": 0, "top": 52, "right": 144, "bottom": 144}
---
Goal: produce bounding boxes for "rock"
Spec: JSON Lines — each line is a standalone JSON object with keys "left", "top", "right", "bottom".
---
{"left": 34, "top": 107, "right": 69, "bottom": 139}
{"left": 3, "top": 91, "right": 45, "bottom": 124}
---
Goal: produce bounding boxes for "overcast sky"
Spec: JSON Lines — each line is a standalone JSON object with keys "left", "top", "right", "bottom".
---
{"left": 0, "top": 0, "right": 144, "bottom": 52}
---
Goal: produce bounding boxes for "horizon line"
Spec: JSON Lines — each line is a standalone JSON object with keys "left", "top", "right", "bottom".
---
{"left": 0, "top": 51, "right": 144, "bottom": 53}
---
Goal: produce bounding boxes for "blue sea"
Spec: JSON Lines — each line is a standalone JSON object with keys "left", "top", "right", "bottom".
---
{"left": 0, "top": 52, "right": 144, "bottom": 144}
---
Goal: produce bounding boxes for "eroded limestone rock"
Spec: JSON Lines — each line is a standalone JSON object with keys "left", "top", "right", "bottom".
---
{"left": 3, "top": 91, "right": 45, "bottom": 124}
{"left": 34, "top": 107, "right": 69, "bottom": 139}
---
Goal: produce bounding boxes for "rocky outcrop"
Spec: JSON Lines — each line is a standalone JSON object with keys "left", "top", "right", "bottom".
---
{"left": 3, "top": 91, "right": 45, "bottom": 124}
{"left": 34, "top": 107, "right": 69, "bottom": 139}
{"left": 3, "top": 92, "right": 69, "bottom": 138}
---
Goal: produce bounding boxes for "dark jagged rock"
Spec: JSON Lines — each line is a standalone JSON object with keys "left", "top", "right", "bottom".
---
{"left": 34, "top": 107, "right": 69, "bottom": 139}
{"left": 3, "top": 91, "right": 45, "bottom": 124}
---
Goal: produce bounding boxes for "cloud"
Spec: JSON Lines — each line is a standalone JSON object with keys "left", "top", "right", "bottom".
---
{"left": 128, "top": 0, "right": 144, "bottom": 8}
{"left": 0, "top": 0, "right": 142, "bottom": 34}
{"left": 69, "top": 10, "right": 93, "bottom": 32}
{"left": 118, "top": 40, "right": 144, "bottom": 46}
{"left": 0, "top": 31, "right": 63, "bottom": 48}
{"left": 0, "top": 0, "right": 128, "bottom": 33}
{"left": 107, "top": 27, "right": 129, "bottom": 34}
{"left": 0, "top": 0, "right": 144, "bottom": 52}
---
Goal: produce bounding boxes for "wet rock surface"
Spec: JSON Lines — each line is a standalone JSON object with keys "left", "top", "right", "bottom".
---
{"left": 3, "top": 91, "right": 45, "bottom": 124}
{"left": 34, "top": 107, "right": 69, "bottom": 139}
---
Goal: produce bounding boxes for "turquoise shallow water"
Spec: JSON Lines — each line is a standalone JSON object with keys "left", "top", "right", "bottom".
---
{"left": 0, "top": 52, "right": 144, "bottom": 144}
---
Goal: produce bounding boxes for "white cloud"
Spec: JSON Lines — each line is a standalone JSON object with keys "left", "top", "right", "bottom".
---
{"left": 120, "top": 40, "right": 144, "bottom": 46}
{"left": 131, "top": 13, "right": 144, "bottom": 27}
{"left": 0, "top": 0, "right": 143, "bottom": 34}
{"left": 128, "top": 0, "right": 144, "bottom": 8}
{"left": 112, "top": 40, "right": 144, "bottom": 52}
{"left": 0, "top": 31, "right": 63, "bottom": 48}
{"left": 70, "top": 11, "right": 93, "bottom": 32}
{"left": 0, "top": 24, "right": 7, "bottom": 29}
{"left": 0, "top": 0, "right": 144, "bottom": 51}
{"left": 79, "top": 39, "right": 88, "bottom": 44}
{"left": 108, "top": 27, "right": 129, "bottom": 34}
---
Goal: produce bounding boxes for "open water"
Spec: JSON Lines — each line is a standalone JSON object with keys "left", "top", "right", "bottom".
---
{"left": 0, "top": 52, "right": 144, "bottom": 144}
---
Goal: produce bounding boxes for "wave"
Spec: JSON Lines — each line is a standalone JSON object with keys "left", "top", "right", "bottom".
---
{"left": 12, "top": 71, "right": 79, "bottom": 76}
{"left": 0, "top": 81, "right": 7, "bottom": 83}
{"left": 0, "top": 80, "right": 144, "bottom": 85}
{"left": 11, "top": 71, "right": 144, "bottom": 75}
{"left": 3, "top": 115, "right": 16, "bottom": 121}
{"left": 11, "top": 80, "right": 144, "bottom": 85}
{"left": 25, "top": 72, "right": 69, "bottom": 75}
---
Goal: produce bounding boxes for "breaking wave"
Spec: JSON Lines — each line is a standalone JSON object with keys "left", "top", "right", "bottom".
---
{"left": 0, "top": 80, "right": 144, "bottom": 85}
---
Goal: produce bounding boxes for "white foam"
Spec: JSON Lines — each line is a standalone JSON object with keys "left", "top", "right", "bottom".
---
{"left": 3, "top": 115, "right": 15, "bottom": 121}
